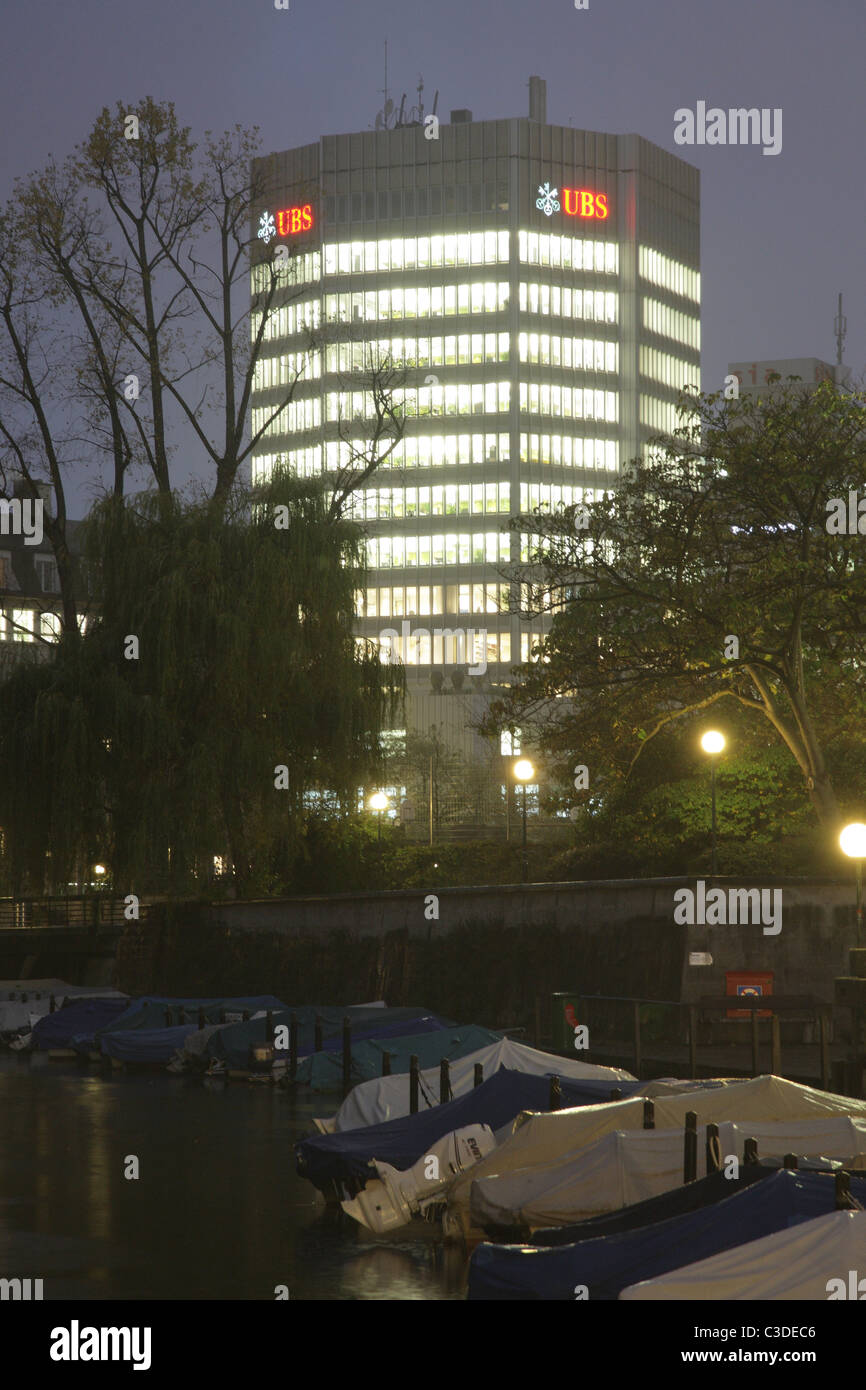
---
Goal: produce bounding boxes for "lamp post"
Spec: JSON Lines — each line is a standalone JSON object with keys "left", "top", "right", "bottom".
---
{"left": 369, "top": 791, "right": 388, "bottom": 845}
{"left": 840, "top": 822, "right": 866, "bottom": 947}
{"left": 513, "top": 759, "right": 535, "bottom": 883}
{"left": 700, "top": 731, "right": 726, "bottom": 876}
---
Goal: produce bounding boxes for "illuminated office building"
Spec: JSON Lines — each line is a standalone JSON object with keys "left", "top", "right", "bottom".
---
{"left": 249, "top": 77, "right": 700, "bottom": 783}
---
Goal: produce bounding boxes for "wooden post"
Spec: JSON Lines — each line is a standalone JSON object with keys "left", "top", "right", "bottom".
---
{"left": 242, "top": 1010, "right": 250, "bottom": 1023}
{"left": 382, "top": 1051, "right": 391, "bottom": 1076}
{"left": 744, "top": 1137, "right": 759, "bottom": 1165}
{"left": 409, "top": 1055, "right": 419, "bottom": 1114}
{"left": 219, "top": 1009, "right": 226, "bottom": 1024}
{"left": 633, "top": 1001, "right": 642, "bottom": 1078}
{"left": 164, "top": 1009, "right": 172, "bottom": 1027}
{"left": 683, "top": 1111, "right": 698, "bottom": 1183}
{"left": 49, "top": 995, "right": 55, "bottom": 1014}
{"left": 198, "top": 1008, "right": 205, "bottom": 1031}
{"left": 342, "top": 1017, "right": 351, "bottom": 1096}
{"left": 836, "top": 1171, "right": 851, "bottom": 1209}
{"left": 266, "top": 1010, "right": 274, "bottom": 1043}
{"left": 439, "top": 1057, "right": 450, "bottom": 1104}
{"left": 474, "top": 1063, "right": 483, "bottom": 1088}
{"left": 783, "top": 1153, "right": 798, "bottom": 1169}
{"left": 534, "top": 996, "right": 542, "bottom": 1049}
{"left": 706, "top": 1121, "right": 721, "bottom": 1173}
{"left": 289, "top": 1012, "right": 298, "bottom": 1081}
{"left": 688, "top": 1006, "right": 697, "bottom": 1079}
{"left": 751, "top": 1011, "right": 760, "bottom": 1076}
{"left": 643, "top": 1099, "right": 655, "bottom": 1130}
{"left": 770, "top": 1014, "right": 781, "bottom": 1076}
{"left": 610, "top": 1087, "right": 622, "bottom": 1101}
{"left": 549, "top": 1075, "right": 561, "bottom": 1111}
{"left": 820, "top": 1010, "right": 831, "bottom": 1092}
{"left": 314, "top": 1015, "right": 322, "bottom": 1052}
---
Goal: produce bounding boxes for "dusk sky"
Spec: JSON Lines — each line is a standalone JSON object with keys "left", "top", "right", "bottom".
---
{"left": 1, "top": 0, "right": 863, "bottom": 507}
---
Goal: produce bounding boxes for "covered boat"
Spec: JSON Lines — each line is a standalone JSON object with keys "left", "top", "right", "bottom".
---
{"left": 207, "top": 1004, "right": 453, "bottom": 1073}
{"left": 296, "top": 1023, "right": 503, "bottom": 1093}
{"left": 467, "top": 1168, "right": 866, "bottom": 1300}
{"left": 31, "top": 997, "right": 131, "bottom": 1051}
{"left": 446, "top": 1074, "right": 866, "bottom": 1239}
{"left": 620, "top": 1209, "right": 866, "bottom": 1301}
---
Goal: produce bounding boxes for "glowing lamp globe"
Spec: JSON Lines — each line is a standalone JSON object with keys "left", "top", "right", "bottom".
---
{"left": 840, "top": 823, "right": 866, "bottom": 860}
{"left": 701, "top": 731, "right": 725, "bottom": 755}
{"left": 513, "top": 759, "right": 535, "bottom": 782}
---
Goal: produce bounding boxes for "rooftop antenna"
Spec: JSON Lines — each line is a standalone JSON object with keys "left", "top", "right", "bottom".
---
{"left": 834, "top": 291, "right": 847, "bottom": 367}
{"left": 375, "top": 40, "right": 393, "bottom": 130}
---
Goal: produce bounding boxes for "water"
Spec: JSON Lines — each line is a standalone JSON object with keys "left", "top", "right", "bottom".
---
{"left": 0, "top": 1053, "right": 468, "bottom": 1300}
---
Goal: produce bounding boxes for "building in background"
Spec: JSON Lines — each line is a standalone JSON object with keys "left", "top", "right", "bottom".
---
{"left": 728, "top": 357, "right": 851, "bottom": 397}
{"left": 249, "top": 77, "right": 701, "bottom": 831}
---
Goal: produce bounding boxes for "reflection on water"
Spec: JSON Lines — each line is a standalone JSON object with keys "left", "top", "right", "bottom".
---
{"left": 0, "top": 1054, "right": 468, "bottom": 1300}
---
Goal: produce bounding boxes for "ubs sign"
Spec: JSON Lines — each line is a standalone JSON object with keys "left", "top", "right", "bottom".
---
{"left": 536, "top": 181, "right": 609, "bottom": 220}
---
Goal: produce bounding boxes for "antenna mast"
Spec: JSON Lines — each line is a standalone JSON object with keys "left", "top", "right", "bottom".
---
{"left": 834, "top": 292, "right": 847, "bottom": 367}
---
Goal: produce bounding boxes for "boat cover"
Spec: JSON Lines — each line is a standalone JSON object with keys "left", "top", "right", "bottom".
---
{"left": 447, "top": 1074, "right": 866, "bottom": 1237}
{"left": 296, "top": 1024, "right": 504, "bottom": 1093}
{"left": 467, "top": 1168, "right": 866, "bottom": 1300}
{"left": 98, "top": 995, "right": 287, "bottom": 1036}
{"left": 31, "top": 997, "right": 132, "bottom": 1050}
{"left": 99, "top": 1023, "right": 202, "bottom": 1063}
{"left": 208, "top": 1004, "right": 453, "bottom": 1071}
{"left": 319, "top": 1038, "right": 637, "bottom": 1133}
{"left": 469, "top": 1114, "right": 866, "bottom": 1231}
{"left": 296, "top": 1068, "right": 645, "bottom": 1190}
{"left": 0, "top": 985, "right": 125, "bottom": 1034}
{"left": 620, "top": 1209, "right": 866, "bottom": 1301}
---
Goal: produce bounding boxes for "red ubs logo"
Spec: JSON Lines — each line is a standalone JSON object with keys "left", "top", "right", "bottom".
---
{"left": 275, "top": 205, "right": 314, "bottom": 235}
{"left": 562, "top": 189, "right": 609, "bottom": 219}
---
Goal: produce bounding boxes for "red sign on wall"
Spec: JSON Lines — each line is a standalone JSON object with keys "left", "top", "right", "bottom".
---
{"left": 562, "top": 189, "right": 609, "bottom": 220}
{"left": 275, "top": 205, "right": 314, "bottom": 235}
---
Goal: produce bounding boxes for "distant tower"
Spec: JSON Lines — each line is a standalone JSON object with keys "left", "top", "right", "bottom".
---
{"left": 834, "top": 292, "right": 847, "bottom": 368}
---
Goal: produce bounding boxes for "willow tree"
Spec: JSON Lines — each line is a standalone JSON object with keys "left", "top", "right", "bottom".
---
{"left": 487, "top": 379, "right": 866, "bottom": 830}
{"left": 0, "top": 473, "right": 402, "bottom": 897}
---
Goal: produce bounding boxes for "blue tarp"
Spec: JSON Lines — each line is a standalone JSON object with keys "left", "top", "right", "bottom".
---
{"left": 296, "top": 1068, "right": 646, "bottom": 1190}
{"left": 298, "top": 1023, "right": 503, "bottom": 1093}
{"left": 32, "top": 997, "right": 131, "bottom": 1050}
{"left": 99, "top": 1024, "right": 198, "bottom": 1064}
{"left": 96, "top": 995, "right": 287, "bottom": 1038}
{"left": 208, "top": 1004, "right": 454, "bottom": 1070}
{"left": 467, "top": 1169, "right": 866, "bottom": 1300}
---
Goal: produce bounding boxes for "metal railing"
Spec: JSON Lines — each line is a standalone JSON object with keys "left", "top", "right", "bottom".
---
{"left": 0, "top": 896, "right": 137, "bottom": 930}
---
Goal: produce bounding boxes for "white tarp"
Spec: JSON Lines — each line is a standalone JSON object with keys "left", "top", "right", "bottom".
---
{"left": 0, "top": 984, "right": 125, "bottom": 1034}
{"left": 620, "top": 1210, "right": 866, "bottom": 1301}
{"left": 314, "top": 1038, "right": 636, "bottom": 1134}
{"left": 446, "top": 1075, "right": 866, "bottom": 1238}
{"left": 470, "top": 1115, "right": 866, "bottom": 1231}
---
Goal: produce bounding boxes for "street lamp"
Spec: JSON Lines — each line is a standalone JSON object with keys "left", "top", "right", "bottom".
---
{"left": 700, "top": 731, "right": 726, "bottom": 876}
{"left": 369, "top": 791, "right": 389, "bottom": 844}
{"left": 840, "top": 822, "right": 866, "bottom": 946}
{"left": 513, "top": 759, "right": 535, "bottom": 883}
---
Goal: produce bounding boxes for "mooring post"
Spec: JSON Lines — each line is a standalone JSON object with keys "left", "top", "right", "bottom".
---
{"left": 633, "top": 1001, "right": 642, "bottom": 1078}
{"left": 198, "top": 1008, "right": 206, "bottom": 1031}
{"left": 219, "top": 1009, "right": 226, "bottom": 1024}
{"left": 744, "top": 1137, "right": 759, "bottom": 1165}
{"left": 549, "top": 1075, "right": 562, "bottom": 1111}
{"left": 610, "top": 1087, "right": 622, "bottom": 1101}
{"left": 688, "top": 1006, "right": 697, "bottom": 1079}
{"left": 770, "top": 1014, "right": 781, "bottom": 1075}
{"left": 819, "top": 1010, "right": 831, "bottom": 1092}
{"left": 683, "top": 1111, "right": 698, "bottom": 1183}
{"left": 382, "top": 1050, "right": 391, "bottom": 1076}
{"left": 643, "top": 1099, "right": 655, "bottom": 1130}
{"left": 474, "top": 1063, "right": 483, "bottom": 1088}
{"left": 242, "top": 1010, "right": 250, "bottom": 1023}
{"left": 439, "top": 1057, "right": 450, "bottom": 1104}
{"left": 266, "top": 1010, "right": 274, "bottom": 1044}
{"left": 836, "top": 1171, "right": 851, "bottom": 1209}
{"left": 409, "top": 1055, "right": 419, "bottom": 1114}
{"left": 342, "top": 1017, "right": 351, "bottom": 1096}
{"left": 289, "top": 1012, "right": 298, "bottom": 1081}
{"left": 706, "top": 1121, "right": 721, "bottom": 1173}
{"left": 49, "top": 995, "right": 55, "bottom": 1014}
{"left": 314, "top": 1015, "right": 323, "bottom": 1053}
{"left": 751, "top": 1010, "right": 760, "bottom": 1076}
{"left": 783, "top": 1153, "right": 798, "bottom": 1170}
{"left": 164, "top": 1009, "right": 172, "bottom": 1027}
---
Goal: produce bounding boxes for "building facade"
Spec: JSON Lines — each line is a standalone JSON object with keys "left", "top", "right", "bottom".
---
{"left": 249, "top": 79, "right": 700, "bottom": 823}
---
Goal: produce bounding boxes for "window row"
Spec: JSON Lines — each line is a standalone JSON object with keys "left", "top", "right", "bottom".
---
{"left": 324, "top": 282, "right": 509, "bottom": 324}
{"left": 326, "top": 184, "right": 509, "bottom": 225}
{"left": 519, "top": 333, "right": 618, "bottom": 373}
{"left": 642, "top": 298, "right": 701, "bottom": 350}
{"left": 639, "top": 346, "right": 701, "bottom": 392}
{"left": 519, "top": 482, "right": 608, "bottom": 512}
{"left": 377, "top": 627, "right": 512, "bottom": 667}
{"left": 325, "top": 333, "right": 510, "bottom": 375}
{"left": 331, "top": 431, "right": 510, "bottom": 472}
{"left": 253, "top": 299, "right": 320, "bottom": 343}
{"left": 365, "top": 531, "right": 512, "bottom": 569}
{"left": 252, "top": 397, "right": 321, "bottom": 439}
{"left": 520, "top": 284, "right": 617, "bottom": 323}
{"left": 520, "top": 433, "right": 619, "bottom": 471}
{"left": 518, "top": 232, "right": 618, "bottom": 274}
{"left": 0, "top": 609, "right": 85, "bottom": 642}
{"left": 358, "top": 581, "right": 511, "bottom": 619}
{"left": 640, "top": 395, "right": 698, "bottom": 435}
{"left": 254, "top": 351, "right": 320, "bottom": 391}
{"left": 519, "top": 383, "right": 618, "bottom": 422}
{"left": 251, "top": 252, "right": 322, "bottom": 292}
{"left": 346, "top": 481, "right": 510, "bottom": 521}
{"left": 639, "top": 247, "right": 700, "bottom": 304}
{"left": 327, "top": 382, "right": 511, "bottom": 423}
{"left": 323, "top": 232, "right": 510, "bottom": 275}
